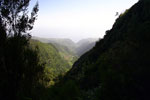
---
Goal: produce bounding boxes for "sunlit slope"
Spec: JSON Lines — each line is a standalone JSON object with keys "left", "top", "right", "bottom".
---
{"left": 30, "top": 40, "right": 71, "bottom": 83}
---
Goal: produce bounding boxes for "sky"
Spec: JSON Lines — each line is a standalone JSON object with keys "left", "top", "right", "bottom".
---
{"left": 29, "top": 0, "right": 138, "bottom": 42}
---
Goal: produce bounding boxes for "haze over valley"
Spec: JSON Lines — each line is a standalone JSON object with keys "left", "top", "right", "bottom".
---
{"left": 30, "top": 0, "right": 138, "bottom": 42}
{"left": 32, "top": 36, "right": 99, "bottom": 57}
{"left": 2, "top": 0, "right": 150, "bottom": 100}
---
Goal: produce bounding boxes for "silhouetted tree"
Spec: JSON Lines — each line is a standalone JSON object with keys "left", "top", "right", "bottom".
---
{"left": 0, "top": 0, "right": 45, "bottom": 100}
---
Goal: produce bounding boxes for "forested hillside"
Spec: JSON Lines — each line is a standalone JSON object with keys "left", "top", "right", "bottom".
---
{"left": 32, "top": 36, "right": 98, "bottom": 57}
{"left": 47, "top": 0, "right": 150, "bottom": 100}
{"left": 0, "top": 1, "right": 45, "bottom": 100}
{"left": 50, "top": 42, "right": 78, "bottom": 66}
{"left": 1, "top": 0, "right": 150, "bottom": 100}
{"left": 30, "top": 39, "right": 71, "bottom": 85}
{"left": 32, "top": 37, "right": 77, "bottom": 55}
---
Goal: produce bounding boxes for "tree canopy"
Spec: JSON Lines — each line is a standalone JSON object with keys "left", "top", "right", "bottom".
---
{"left": 0, "top": 0, "right": 46, "bottom": 100}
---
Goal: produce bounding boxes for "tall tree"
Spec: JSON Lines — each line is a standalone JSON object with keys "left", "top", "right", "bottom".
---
{"left": 0, "top": 0, "right": 38, "bottom": 36}
{"left": 0, "top": 0, "right": 45, "bottom": 100}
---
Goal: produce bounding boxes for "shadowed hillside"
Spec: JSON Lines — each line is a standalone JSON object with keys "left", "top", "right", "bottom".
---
{"left": 2, "top": 0, "right": 150, "bottom": 100}
{"left": 47, "top": 0, "right": 150, "bottom": 100}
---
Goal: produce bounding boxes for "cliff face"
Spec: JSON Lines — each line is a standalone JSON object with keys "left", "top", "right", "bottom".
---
{"left": 66, "top": 0, "right": 150, "bottom": 99}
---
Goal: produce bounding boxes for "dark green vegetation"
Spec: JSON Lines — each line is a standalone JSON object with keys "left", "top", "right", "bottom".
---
{"left": 0, "top": 0, "right": 98, "bottom": 99}
{"left": 1, "top": 0, "right": 150, "bottom": 100}
{"left": 30, "top": 39, "right": 71, "bottom": 85}
{"left": 46, "top": 0, "right": 150, "bottom": 100}
{"left": 32, "top": 36, "right": 98, "bottom": 58}
{"left": 32, "top": 37, "right": 78, "bottom": 67}
{"left": 0, "top": 0, "right": 46, "bottom": 100}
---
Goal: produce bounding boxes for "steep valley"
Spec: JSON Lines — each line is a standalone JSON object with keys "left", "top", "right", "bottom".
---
{"left": 1, "top": 0, "right": 150, "bottom": 100}
{"left": 46, "top": 0, "right": 150, "bottom": 100}
{"left": 30, "top": 37, "right": 98, "bottom": 85}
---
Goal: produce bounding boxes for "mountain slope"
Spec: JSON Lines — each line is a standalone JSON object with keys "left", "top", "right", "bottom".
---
{"left": 76, "top": 38, "right": 98, "bottom": 56}
{"left": 50, "top": 42, "right": 78, "bottom": 66}
{"left": 30, "top": 40, "right": 71, "bottom": 85}
{"left": 32, "top": 37, "right": 78, "bottom": 66}
{"left": 32, "top": 37, "right": 76, "bottom": 55}
{"left": 32, "top": 36, "right": 98, "bottom": 57}
{"left": 64, "top": 0, "right": 150, "bottom": 100}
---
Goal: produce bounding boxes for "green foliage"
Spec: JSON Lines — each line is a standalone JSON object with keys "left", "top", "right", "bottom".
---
{"left": 32, "top": 36, "right": 98, "bottom": 58}
{"left": 51, "top": 43, "right": 78, "bottom": 66}
{"left": 32, "top": 36, "right": 79, "bottom": 66}
{"left": 58, "top": 0, "right": 150, "bottom": 100}
{"left": 1, "top": 0, "right": 150, "bottom": 100}
{"left": 47, "top": 80, "right": 80, "bottom": 100}
{"left": 0, "top": 0, "right": 46, "bottom": 100}
{"left": 30, "top": 40, "right": 72, "bottom": 86}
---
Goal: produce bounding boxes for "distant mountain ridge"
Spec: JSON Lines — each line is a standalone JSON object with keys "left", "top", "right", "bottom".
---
{"left": 63, "top": 0, "right": 150, "bottom": 99}
{"left": 76, "top": 38, "right": 99, "bottom": 56}
{"left": 32, "top": 36, "right": 99, "bottom": 57}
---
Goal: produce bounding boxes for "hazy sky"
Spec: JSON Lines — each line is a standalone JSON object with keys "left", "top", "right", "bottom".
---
{"left": 29, "top": 0, "right": 138, "bottom": 42}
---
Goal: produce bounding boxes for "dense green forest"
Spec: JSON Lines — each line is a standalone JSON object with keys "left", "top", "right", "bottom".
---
{"left": 1, "top": 0, "right": 150, "bottom": 100}
{"left": 46, "top": 0, "right": 150, "bottom": 100}
{"left": 32, "top": 36, "right": 98, "bottom": 58}
{"left": 30, "top": 39, "right": 72, "bottom": 86}
{"left": 0, "top": 0, "right": 45, "bottom": 99}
